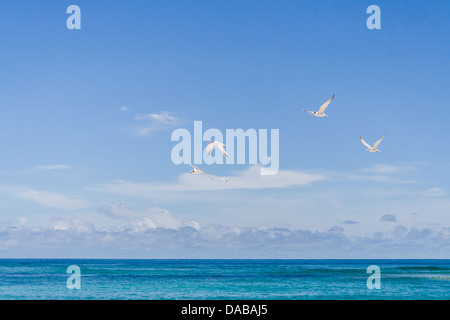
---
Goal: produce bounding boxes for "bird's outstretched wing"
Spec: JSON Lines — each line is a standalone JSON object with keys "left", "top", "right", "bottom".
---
{"left": 216, "top": 144, "right": 229, "bottom": 159}
{"left": 372, "top": 134, "right": 386, "bottom": 150}
{"left": 189, "top": 164, "right": 214, "bottom": 180}
{"left": 206, "top": 143, "right": 214, "bottom": 156}
{"left": 317, "top": 94, "right": 335, "bottom": 114}
{"left": 360, "top": 136, "right": 372, "bottom": 149}
{"left": 206, "top": 142, "right": 228, "bottom": 159}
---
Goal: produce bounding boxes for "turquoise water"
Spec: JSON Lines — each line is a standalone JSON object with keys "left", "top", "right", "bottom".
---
{"left": 0, "top": 259, "right": 449, "bottom": 300}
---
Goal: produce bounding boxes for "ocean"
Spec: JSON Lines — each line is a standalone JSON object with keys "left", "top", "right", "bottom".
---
{"left": 0, "top": 259, "right": 449, "bottom": 300}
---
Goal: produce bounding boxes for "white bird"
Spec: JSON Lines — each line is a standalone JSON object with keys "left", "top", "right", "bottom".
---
{"left": 360, "top": 134, "right": 386, "bottom": 152}
{"left": 206, "top": 141, "right": 229, "bottom": 160}
{"left": 189, "top": 165, "right": 215, "bottom": 180}
{"left": 302, "top": 94, "right": 335, "bottom": 117}
{"left": 220, "top": 177, "right": 231, "bottom": 183}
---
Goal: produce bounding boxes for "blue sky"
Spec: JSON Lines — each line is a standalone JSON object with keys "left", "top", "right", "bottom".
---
{"left": 0, "top": 0, "right": 449, "bottom": 258}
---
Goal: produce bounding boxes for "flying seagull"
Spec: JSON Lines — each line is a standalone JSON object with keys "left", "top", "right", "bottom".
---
{"left": 206, "top": 141, "right": 229, "bottom": 160}
{"left": 302, "top": 94, "right": 335, "bottom": 117}
{"left": 220, "top": 177, "right": 231, "bottom": 183}
{"left": 360, "top": 134, "right": 386, "bottom": 152}
{"left": 189, "top": 165, "right": 215, "bottom": 180}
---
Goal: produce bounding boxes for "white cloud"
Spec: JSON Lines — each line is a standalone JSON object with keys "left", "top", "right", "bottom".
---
{"left": 89, "top": 165, "right": 326, "bottom": 198}
{"left": 36, "top": 164, "right": 71, "bottom": 171}
{"left": 49, "top": 217, "right": 94, "bottom": 232}
{"left": 17, "top": 217, "right": 28, "bottom": 225}
{"left": 132, "top": 111, "right": 181, "bottom": 136}
{"left": 422, "top": 187, "right": 445, "bottom": 197}
{"left": 361, "top": 163, "right": 415, "bottom": 174}
{"left": 97, "top": 202, "right": 136, "bottom": 220}
{"left": 334, "top": 163, "right": 418, "bottom": 184}
{"left": 14, "top": 189, "right": 89, "bottom": 211}
{"left": 134, "top": 111, "right": 179, "bottom": 124}
{"left": 340, "top": 173, "right": 391, "bottom": 182}
{"left": 119, "top": 106, "right": 128, "bottom": 112}
{"left": 97, "top": 203, "right": 200, "bottom": 231}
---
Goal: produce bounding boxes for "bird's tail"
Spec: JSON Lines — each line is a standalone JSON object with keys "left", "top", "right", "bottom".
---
{"left": 301, "top": 108, "right": 308, "bottom": 113}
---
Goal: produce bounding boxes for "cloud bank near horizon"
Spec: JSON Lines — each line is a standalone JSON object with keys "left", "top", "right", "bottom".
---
{"left": 1, "top": 207, "right": 449, "bottom": 259}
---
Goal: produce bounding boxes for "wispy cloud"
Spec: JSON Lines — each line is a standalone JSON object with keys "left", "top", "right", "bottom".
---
{"left": 331, "top": 163, "right": 419, "bottom": 184}
{"left": 134, "top": 112, "right": 179, "bottom": 124}
{"left": 97, "top": 203, "right": 200, "bottom": 231}
{"left": 422, "top": 187, "right": 445, "bottom": 197}
{"left": 132, "top": 111, "right": 182, "bottom": 137}
{"left": 361, "top": 163, "right": 416, "bottom": 174}
{"left": 36, "top": 164, "right": 71, "bottom": 171}
{"left": 89, "top": 165, "right": 326, "bottom": 197}
{"left": 14, "top": 189, "right": 89, "bottom": 211}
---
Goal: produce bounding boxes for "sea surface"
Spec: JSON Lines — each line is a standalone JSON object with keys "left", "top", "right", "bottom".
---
{"left": 0, "top": 259, "right": 449, "bottom": 300}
